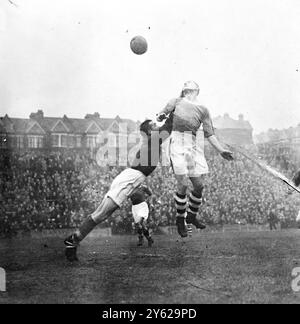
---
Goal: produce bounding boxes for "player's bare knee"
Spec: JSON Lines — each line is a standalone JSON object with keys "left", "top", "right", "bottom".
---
{"left": 178, "top": 185, "right": 188, "bottom": 195}
{"left": 193, "top": 183, "right": 204, "bottom": 197}
{"left": 176, "top": 178, "right": 189, "bottom": 195}
{"left": 190, "top": 177, "right": 204, "bottom": 196}
{"left": 90, "top": 211, "right": 101, "bottom": 224}
{"left": 91, "top": 197, "right": 119, "bottom": 224}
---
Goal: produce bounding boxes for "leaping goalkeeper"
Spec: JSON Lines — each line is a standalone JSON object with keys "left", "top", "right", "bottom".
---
{"left": 157, "top": 81, "right": 234, "bottom": 237}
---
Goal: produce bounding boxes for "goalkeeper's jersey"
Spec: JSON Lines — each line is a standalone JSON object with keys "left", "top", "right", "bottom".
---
{"left": 130, "top": 186, "right": 152, "bottom": 205}
{"left": 159, "top": 97, "right": 215, "bottom": 138}
{"left": 130, "top": 113, "right": 173, "bottom": 177}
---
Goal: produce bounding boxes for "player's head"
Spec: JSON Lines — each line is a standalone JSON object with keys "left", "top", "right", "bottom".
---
{"left": 140, "top": 119, "right": 156, "bottom": 136}
{"left": 180, "top": 80, "right": 200, "bottom": 98}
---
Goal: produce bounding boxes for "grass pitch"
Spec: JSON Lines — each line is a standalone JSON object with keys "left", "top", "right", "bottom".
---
{"left": 0, "top": 230, "right": 300, "bottom": 304}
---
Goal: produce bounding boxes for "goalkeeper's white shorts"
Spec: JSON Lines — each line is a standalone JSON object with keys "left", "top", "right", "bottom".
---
{"left": 169, "top": 131, "right": 209, "bottom": 177}
{"left": 132, "top": 202, "right": 149, "bottom": 224}
{"left": 106, "top": 168, "right": 146, "bottom": 207}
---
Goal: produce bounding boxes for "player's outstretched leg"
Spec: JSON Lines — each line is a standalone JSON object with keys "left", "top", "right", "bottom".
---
{"left": 64, "top": 197, "right": 118, "bottom": 261}
{"left": 64, "top": 216, "right": 97, "bottom": 262}
{"left": 174, "top": 192, "right": 188, "bottom": 237}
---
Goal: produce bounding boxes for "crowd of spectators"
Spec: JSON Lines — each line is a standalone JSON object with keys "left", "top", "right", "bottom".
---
{"left": 0, "top": 142, "right": 299, "bottom": 237}
{"left": 256, "top": 142, "right": 299, "bottom": 178}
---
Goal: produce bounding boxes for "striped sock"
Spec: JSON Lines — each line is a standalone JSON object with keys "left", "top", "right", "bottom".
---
{"left": 186, "top": 191, "right": 203, "bottom": 236}
{"left": 187, "top": 191, "right": 203, "bottom": 217}
{"left": 174, "top": 193, "right": 187, "bottom": 218}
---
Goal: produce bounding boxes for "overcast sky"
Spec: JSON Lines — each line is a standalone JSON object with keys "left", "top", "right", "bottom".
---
{"left": 0, "top": 0, "right": 300, "bottom": 134}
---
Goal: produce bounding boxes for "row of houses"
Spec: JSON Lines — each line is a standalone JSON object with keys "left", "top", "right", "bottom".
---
{"left": 0, "top": 110, "right": 254, "bottom": 150}
{"left": 213, "top": 113, "right": 253, "bottom": 146}
{"left": 0, "top": 110, "right": 139, "bottom": 150}
{"left": 254, "top": 125, "right": 300, "bottom": 145}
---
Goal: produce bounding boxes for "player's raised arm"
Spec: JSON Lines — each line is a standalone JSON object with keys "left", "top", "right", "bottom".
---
{"left": 156, "top": 98, "right": 177, "bottom": 122}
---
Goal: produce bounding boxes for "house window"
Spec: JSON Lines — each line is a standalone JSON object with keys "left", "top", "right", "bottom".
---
{"left": 16, "top": 136, "right": 24, "bottom": 149}
{"left": 51, "top": 134, "right": 71, "bottom": 148}
{"left": 28, "top": 136, "right": 43, "bottom": 148}
{"left": 118, "top": 134, "right": 128, "bottom": 148}
{"left": 51, "top": 134, "right": 60, "bottom": 147}
{"left": 76, "top": 136, "right": 82, "bottom": 148}
{"left": 87, "top": 135, "right": 97, "bottom": 148}
{"left": 108, "top": 133, "right": 117, "bottom": 147}
{"left": 61, "top": 135, "right": 69, "bottom": 148}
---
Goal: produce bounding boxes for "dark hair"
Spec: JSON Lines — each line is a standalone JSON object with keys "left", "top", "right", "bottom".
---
{"left": 139, "top": 119, "right": 152, "bottom": 135}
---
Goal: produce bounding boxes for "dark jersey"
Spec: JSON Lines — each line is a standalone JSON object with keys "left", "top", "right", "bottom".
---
{"left": 130, "top": 186, "right": 152, "bottom": 205}
{"left": 130, "top": 113, "right": 173, "bottom": 176}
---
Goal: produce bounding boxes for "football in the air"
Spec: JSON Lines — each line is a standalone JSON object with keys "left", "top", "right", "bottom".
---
{"left": 130, "top": 36, "right": 148, "bottom": 55}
